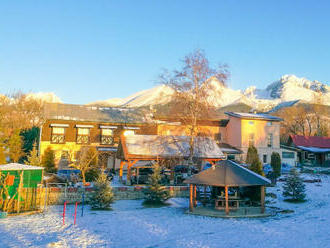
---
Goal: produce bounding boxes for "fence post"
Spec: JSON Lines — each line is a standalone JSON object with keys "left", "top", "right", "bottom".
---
{"left": 74, "top": 202, "right": 78, "bottom": 225}
{"left": 81, "top": 192, "right": 85, "bottom": 217}
{"left": 63, "top": 201, "right": 67, "bottom": 225}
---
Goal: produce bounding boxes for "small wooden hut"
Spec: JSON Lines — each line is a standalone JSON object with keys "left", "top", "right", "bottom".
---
{"left": 184, "top": 160, "right": 271, "bottom": 217}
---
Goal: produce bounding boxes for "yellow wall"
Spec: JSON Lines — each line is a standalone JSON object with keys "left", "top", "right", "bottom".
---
{"left": 241, "top": 119, "right": 280, "bottom": 149}
{"left": 40, "top": 141, "right": 99, "bottom": 163}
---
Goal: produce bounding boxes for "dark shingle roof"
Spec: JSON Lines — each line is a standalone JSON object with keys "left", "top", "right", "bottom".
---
{"left": 44, "top": 103, "right": 147, "bottom": 123}
{"left": 184, "top": 160, "right": 270, "bottom": 187}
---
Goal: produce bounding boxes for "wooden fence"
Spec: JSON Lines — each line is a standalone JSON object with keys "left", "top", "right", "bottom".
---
{"left": 1, "top": 187, "right": 47, "bottom": 214}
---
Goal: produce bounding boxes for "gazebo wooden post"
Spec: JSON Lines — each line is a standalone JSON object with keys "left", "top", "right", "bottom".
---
{"left": 260, "top": 186, "right": 265, "bottom": 214}
{"left": 119, "top": 161, "right": 126, "bottom": 182}
{"left": 193, "top": 185, "right": 197, "bottom": 207}
{"left": 126, "top": 160, "right": 138, "bottom": 185}
{"left": 189, "top": 184, "right": 194, "bottom": 212}
{"left": 225, "top": 186, "right": 229, "bottom": 215}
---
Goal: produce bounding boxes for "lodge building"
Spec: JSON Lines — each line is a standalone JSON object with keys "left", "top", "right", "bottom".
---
{"left": 39, "top": 103, "right": 285, "bottom": 169}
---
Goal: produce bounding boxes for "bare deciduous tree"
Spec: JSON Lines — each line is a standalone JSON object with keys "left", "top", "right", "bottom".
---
{"left": 159, "top": 49, "right": 229, "bottom": 166}
{"left": 70, "top": 146, "right": 98, "bottom": 184}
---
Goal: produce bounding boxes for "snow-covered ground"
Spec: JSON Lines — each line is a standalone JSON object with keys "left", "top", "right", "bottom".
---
{"left": 1, "top": 174, "right": 330, "bottom": 248}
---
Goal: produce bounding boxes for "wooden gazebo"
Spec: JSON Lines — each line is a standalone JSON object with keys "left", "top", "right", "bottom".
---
{"left": 184, "top": 160, "right": 271, "bottom": 215}
{"left": 118, "top": 134, "right": 226, "bottom": 184}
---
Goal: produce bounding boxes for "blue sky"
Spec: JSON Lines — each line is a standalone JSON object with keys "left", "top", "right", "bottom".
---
{"left": 0, "top": 0, "right": 329, "bottom": 104}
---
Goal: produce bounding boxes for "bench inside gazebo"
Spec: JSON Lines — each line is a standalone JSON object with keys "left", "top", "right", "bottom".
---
{"left": 184, "top": 160, "right": 272, "bottom": 218}
{"left": 118, "top": 134, "right": 226, "bottom": 184}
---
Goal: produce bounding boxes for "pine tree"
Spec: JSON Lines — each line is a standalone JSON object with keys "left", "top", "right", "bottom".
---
{"left": 41, "top": 147, "right": 57, "bottom": 173}
{"left": 250, "top": 158, "right": 264, "bottom": 176}
{"left": 283, "top": 168, "right": 306, "bottom": 202}
{"left": 90, "top": 173, "right": 114, "bottom": 210}
{"left": 26, "top": 142, "right": 41, "bottom": 166}
{"left": 143, "top": 163, "right": 170, "bottom": 205}
{"left": 270, "top": 152, "right": 281, "bottom": 180}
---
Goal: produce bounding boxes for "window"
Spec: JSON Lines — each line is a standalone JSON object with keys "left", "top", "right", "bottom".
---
{"left": 263, "top": 154, "right": 267, "bottom": 163}
{"left": 51, "top": 127, "right": 65, "bottom": 144}
{"left": 267, "top": 122, "right": 272, "bottom": 126}
{"left": 123, "top": 130, "right": 135, "bottom": 136}
{"left": 101, "top": 128, "right": 114, "bottom": 145}
{"left": 248, "top": 133, "right": 255, "bottom": 146}
{"left": 267, "top": 134, "right": 273, "bottom": 148}
{"left": 248, "top": 121, "right": 254, "bottom": 125}
{"left": 76, "top": 128, "right": 90, "bottom": 144}
{"left": 282, "top": 152, "right": 294, "bottom": 159}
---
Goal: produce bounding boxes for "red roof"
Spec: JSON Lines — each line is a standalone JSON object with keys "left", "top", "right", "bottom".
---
{"left": 290, "top": 135, "right": 330, "bottom": 148}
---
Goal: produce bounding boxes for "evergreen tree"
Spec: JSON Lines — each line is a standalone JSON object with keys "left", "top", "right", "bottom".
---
{"left": 246, "top": 146, "right": 264, "bottom": 176}
{"left": 270, "top": 152, "right": 281, "bottom": 180}
{"left": 90, "top": 173, "right": 114, "bottom": 210}
{"left": 144, "top": 163, "right": 170, "bottom": 205}
{"left": 26, "top": 142, "right": 41, "bottom": 166}
{"left": 249, "top": 158, "right": 264, "bottom": 176}
{"left": 283, "top": 168, "right": 306, "bottom": 202}
{"left": 246, "top": 145, "right": 259, "bottom": 165}
{"left": 41, "top": 147, "right": 57, "bottom": 173}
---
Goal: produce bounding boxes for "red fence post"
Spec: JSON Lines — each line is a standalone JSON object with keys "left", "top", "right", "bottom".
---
{"left": 74, "top": 202, "right": 78, "bottom": 225}
{"left": 63, "top": 201, "right": 67, "bottom": 225}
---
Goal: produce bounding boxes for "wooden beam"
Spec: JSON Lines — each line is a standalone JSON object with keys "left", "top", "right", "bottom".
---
{"left": 189, "top": 184, "right": 194, "bottom": 212}
{"left": 225, "top": 186, "right": 229, "bottom": 215}
{"left": 261, "top": 186, "right": 265, "bottom": 214}
{"left": 193, "top": 185, "right": 197, "bottom": 207}
{"left": 119, "top": 161, "right": 126, "bottom": 182}
{"left": 126, "top": 160, "right": 138, "bottom": 185}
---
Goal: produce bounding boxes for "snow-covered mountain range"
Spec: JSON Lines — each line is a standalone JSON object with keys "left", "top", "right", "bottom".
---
{"left": 88, "top": 75, "right": 330, "bottom": 111}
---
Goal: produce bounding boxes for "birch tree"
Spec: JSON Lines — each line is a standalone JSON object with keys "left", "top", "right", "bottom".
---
{"left": 160, "top": 49, "right": 229, "bottom": 167}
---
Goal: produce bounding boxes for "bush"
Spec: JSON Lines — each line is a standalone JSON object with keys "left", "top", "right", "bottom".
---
{"left": 90, "top": 173, "right": 114, "bottom": 210}
{"left": 143, "top": 163, "right": 170, "bottom": 206}
{"left": 271, "top": 152, "right": 281, "bottom": 179}
{"left": 283, "top": 168, "right": 306, "bottom": 202}
{"left": 41, "top": 147, "right": 57, "bottom": 173}
{"left": 246, "top": 145, "right": 258, "bottom": 165}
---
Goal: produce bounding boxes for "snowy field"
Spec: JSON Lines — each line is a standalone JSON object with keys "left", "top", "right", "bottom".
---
{"left": 1, "top": 174, "right": 330, "bottom": 248}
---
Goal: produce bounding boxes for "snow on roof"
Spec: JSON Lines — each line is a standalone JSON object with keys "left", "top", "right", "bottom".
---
{"left": 123, "top": 135, "right": 226, "bottom": 159}
{"left": 0, "top": 163, "right": 44, "bottom": 171}
{"left": 225, "top": 112, "right": 283, "bottom": 121}
{"left": 297, "top": 146, "right": 330, "bottom": 153}
{"left": 291, "top": 135, "right": 330, "bottom": 149}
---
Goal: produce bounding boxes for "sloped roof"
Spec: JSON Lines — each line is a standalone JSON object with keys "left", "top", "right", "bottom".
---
{"left": 225, "top": 112, "right": 283, "bottom": 121}
{"left": 44, "top": 103, "right": 147, "bottom": 123}
{"left": 121, "top": 134, "right": 226, "bottom": 160}
{"left": 184, "top": 160, "right": 270, "bottom": 187}
{"left": 0, "top": 163, "right": 44, "bottom": 171}
{"left": 218, "top": 143, "right": 242, "bottom": 154}
{"left": 290, "top": 135, "right": 330, "bottom": 148}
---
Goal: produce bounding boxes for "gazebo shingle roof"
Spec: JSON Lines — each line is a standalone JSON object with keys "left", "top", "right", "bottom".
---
{"left": 184, "top": 160, "right": 270, "bottom": 187}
